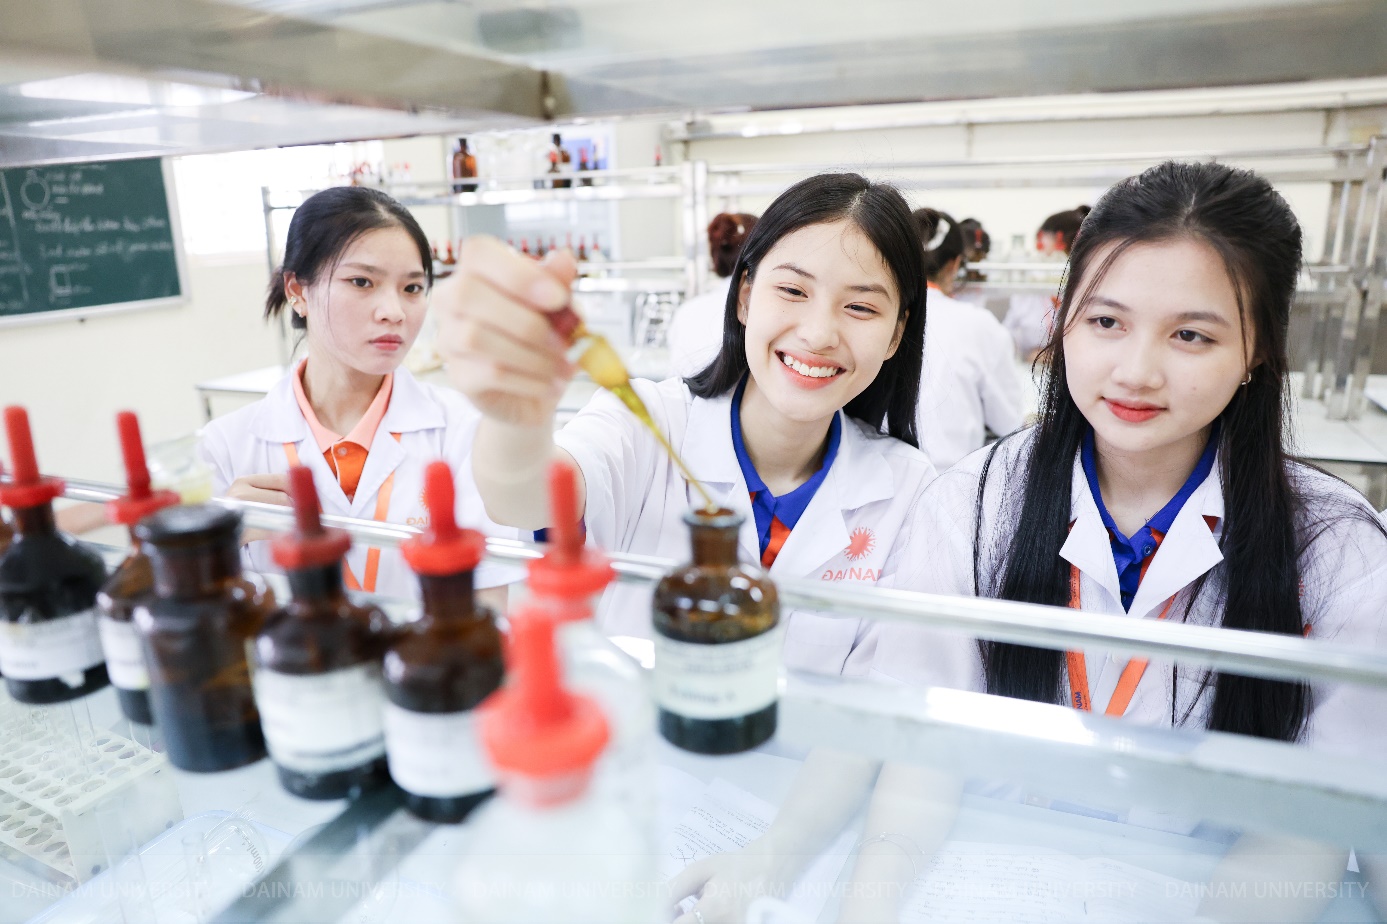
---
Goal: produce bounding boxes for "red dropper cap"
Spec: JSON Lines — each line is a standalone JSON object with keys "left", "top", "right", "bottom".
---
{"left": 0, "top": 406, "right": 64, "bottom": 509}
{"left": 480, "top": 604, "right": 608, "bottom": 806}
{"left": 400, "top": 460, "right": 486, "bottom": 576}
{"left": 527, "top": 459, "right": 615, "bottom": 604}
{"left": 106, "top": 411, "right": 179, "bottom": 526}
{"left": 270, "top": 466, "right": 352, "bottom": 570}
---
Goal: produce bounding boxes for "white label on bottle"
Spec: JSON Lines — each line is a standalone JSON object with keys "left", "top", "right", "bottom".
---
{"left": 98, "top": 613, "right": 148, "bottom": 691}
{"left": 653, "top": 628, "right": 782, "bottom": 720}
{"left": 252, "top": 664, "right": 386, "bottom": 774}
{"left": 0, "top": 608, "right": 105, "bottom": 681}
{"left": 383, "top": 703, "right": 493, "bottom": 798}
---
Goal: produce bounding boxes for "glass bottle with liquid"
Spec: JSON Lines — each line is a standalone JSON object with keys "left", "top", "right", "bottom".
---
{"left": 135, "top": 504, "right": 275, "bottom": 771}
{"left": 652, "top": 507, "right": 781, "bottom": 754}
{"left": 384, "top": 460, "right": 504, "bottom": 823}
{"left": 253, "top": 466, "right": 391, "bottom": 800}
{"left": 0, "top": 406, "right": 109, "bottom": 704}
{"left": 453, "top": 607, "right": 656, "bottom": 924}
{"left": 98, "top": 411, "right": 180, "bottom": 725}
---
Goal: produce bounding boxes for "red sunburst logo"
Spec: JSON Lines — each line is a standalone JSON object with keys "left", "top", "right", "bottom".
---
{"left": 845, "top": 527, "right": 876, "bottom": 561}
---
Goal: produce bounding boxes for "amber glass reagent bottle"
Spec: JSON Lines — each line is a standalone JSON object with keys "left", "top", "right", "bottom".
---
{"left": 135, "top": 504, "right": 274, "bottom": 771}
{"left": 652, "top": 507, "right": 781, "bottom": 754}
{"left": 98, "top": 411, "right": 180, "bottom": 725}
{"left": 385, "top": 461, "right": 504, "bottom": 823}
{"left": 254, "top": 466, "right": 390, "bottom": 801}
{"left": 0, "top": 406, "right": 109, "bottom": 704}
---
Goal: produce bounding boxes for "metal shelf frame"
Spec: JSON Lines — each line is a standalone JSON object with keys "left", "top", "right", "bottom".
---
{"left": 59, "top": 477, "right": 1387, "bottom": 693}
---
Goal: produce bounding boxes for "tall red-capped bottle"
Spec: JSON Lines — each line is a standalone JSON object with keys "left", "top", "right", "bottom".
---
{"left": 384, "top": 461, "right": 504, "bottom": 823}
{"left": 252, "top": 467, "right": 391, "bottom": 800}
{"left": 98, "top": 411, "right": 180, "bottom": 725}
{"left": 0, "top": 406, "right": 109, "bottom": 703}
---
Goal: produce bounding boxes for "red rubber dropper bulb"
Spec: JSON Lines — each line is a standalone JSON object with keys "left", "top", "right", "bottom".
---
{"left": 400, "top": 461, "right": 486, "bottom": 576}
{"left": 0, "top": 406, "right": 64, "bottom": 509}
{"left": 270, "top": 466, "right": 351, "bottom": 570}
{"left": 526, "top": 459, "right": 614, "bottom": 605}
{"left": 106, "top": 411, "right": 179, "bottom": 526}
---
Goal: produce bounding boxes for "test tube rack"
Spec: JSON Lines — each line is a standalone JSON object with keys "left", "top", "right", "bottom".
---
{"left": 0, "top": 696, "right": 183, "bottom": 882}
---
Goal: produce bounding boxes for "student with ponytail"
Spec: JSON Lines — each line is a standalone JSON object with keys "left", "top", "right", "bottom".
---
{"left": 879, "top": 161, "right": 1387, "bottom": 762}
{"left": 913, "top": 207, "right": 1023, "bottom": 470}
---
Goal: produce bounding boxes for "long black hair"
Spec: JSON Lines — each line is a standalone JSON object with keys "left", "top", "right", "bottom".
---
{"left": 977, "top": 161, "right": 1370, "bottom": 742}
{"left": 265, "top": 186, "right": 433, "bottom": 330}
{"left": 686, "top": 173, "right": 927, "bottom": 448}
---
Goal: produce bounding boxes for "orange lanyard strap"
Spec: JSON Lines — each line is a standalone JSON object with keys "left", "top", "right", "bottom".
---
{"left": 1065, "top": 558, "right": 1175, "bottom": 717}
{"left": 281, "top": 435, "right": 399, "bottom": 594}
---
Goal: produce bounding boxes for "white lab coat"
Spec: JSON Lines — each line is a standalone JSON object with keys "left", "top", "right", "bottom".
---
{"left": 918, "top": 288, "right": 1025, "bottom": 470}
{"left": 875, "top": 428, "right": 1387, "bottom": 763}
{"left": 666, "top": 277, "right": 731, "bottom": 378}
{"left": 1004, "top": 292, "right": 1054, "bottom": 357}
{"left": 555, "top": 376, "right": 936, "bottom": 677}
{"left": 197, "top": 367, "right": 520, "bottom": 599}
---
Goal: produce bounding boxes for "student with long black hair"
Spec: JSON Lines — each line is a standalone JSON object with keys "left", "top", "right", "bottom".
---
{"left": 433, "top": 172, "right": 935, "bottom": 675}
{"left": 878, "top": 161, "right": 1387, "bottom": 763}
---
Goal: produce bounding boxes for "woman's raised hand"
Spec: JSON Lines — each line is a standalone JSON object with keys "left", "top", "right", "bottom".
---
{"left": 433, "top": 236, "right": 579, "bottom": 428}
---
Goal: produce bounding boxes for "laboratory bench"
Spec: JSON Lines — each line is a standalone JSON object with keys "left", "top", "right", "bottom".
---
{"left": 4, "top": 491, "right": 1387, "bottom": 924}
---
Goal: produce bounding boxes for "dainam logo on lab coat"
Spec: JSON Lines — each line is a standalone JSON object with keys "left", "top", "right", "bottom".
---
{"left": 406, "top": 489, "right": 430, "bottom": 528}
{"left": 820, "top": 527, "right": 879, "bottom": 582}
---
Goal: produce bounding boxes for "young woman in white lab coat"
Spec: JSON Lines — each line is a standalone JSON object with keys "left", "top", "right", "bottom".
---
{"left": 433, "top": 173, "right": 935, "bottom": 676}
{"left": 665, "top": 211, "right": 758, "bottom": 377}
{"left": 913, "top": 207, "right": 1025, "bottom": 470}
{"left": 881, "top": 161, "right": 1387, "bottom": 765}
{"left": 198, "top": 186, "right": 515, "bottom": 600}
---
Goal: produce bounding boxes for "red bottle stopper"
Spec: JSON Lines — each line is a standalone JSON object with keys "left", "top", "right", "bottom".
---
{"left": 480, "top": 604, "right": 608, "bottom": 806}
{"left": 106, "top": 411, "right": 179, "bottom": 526}
{"left": 0, "top": 406, "right": 64, "bottom": 509}
{"left": 527, "top": 459, "right": 615, "bottom": 604}
{"left": 400, "top": 461, "right": 486, "bottom": 576}
{"left": 270, "top": 466, "right": 351, "bottom": 570}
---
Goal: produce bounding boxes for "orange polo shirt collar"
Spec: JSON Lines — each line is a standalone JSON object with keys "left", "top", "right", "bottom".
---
{"left": 291, "top": 359, "right": 394, "bottom": 501}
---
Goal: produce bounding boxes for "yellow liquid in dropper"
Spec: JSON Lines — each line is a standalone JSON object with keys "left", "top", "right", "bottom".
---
{"left": 570, "top": 327, "right": 718, "bottom": 511}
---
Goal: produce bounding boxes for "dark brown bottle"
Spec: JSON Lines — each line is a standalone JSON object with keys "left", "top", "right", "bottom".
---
{"left": 136, "top": 504, "right": 273, "bottom": 771}
{"left": 384, "top": 461, "right": 504, "bottom": 823}
{"left": 652, "top": 507, "right": 781, "bottom": 754}
{"left": 0, "top": 406, "right": 109, "bottom": 704}
{"left": 97, "top": 411, "right": 180, "bottom": 725}
{"left": 253, "top": 466, "right": 390, "bottom": 801}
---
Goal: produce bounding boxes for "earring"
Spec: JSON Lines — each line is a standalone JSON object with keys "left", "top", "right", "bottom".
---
{"left": 287, "top": 296, "right": 300, "bottom": 316}
{"left": 1241, "top": 371, "right": 1252, "bottom": 386}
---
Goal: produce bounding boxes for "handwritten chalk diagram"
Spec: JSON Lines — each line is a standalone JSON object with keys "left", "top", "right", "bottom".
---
{"left": 0, "top": 173, "right": 29, "bottom": 311}
{"left": 19, "top": 170, "right": 50, "bottom": 211}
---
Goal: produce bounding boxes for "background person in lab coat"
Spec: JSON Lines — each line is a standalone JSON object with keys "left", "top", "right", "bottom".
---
{"left": 882, "top": 161, "right": 1387, "bottom": 758}
{"left": 666, "top": 211, "right": 758, "bottom": 377}
{"left": 912, "top": 208, "right": 1024, "bottom": 470}
{"left": 1003, "top": 205, "right": 1090, "bottom": 362}
{"left": 197, "top": 186, "right": 516, "bottom": 600}
{"left": 434, "top": 173, "right": 935, "bottom": 677}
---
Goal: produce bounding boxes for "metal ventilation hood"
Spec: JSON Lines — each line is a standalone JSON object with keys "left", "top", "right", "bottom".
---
{"left": 1, "top": 0, "right": 1385, "bottom": 166}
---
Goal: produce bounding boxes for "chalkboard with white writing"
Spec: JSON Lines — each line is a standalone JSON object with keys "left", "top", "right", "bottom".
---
{"left": 0, "top": 158, "right": 184, "bottom": 323}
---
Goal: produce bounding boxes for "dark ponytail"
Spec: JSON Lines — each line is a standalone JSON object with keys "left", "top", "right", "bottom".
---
{"left": 265, "top": 186, "right": 433, "bottom": 330}
{"left": 913, "top": 208, "right": 965, "bottom": 280}
{"left": 977, "top": 161, "right": 1360, "bottom": 742}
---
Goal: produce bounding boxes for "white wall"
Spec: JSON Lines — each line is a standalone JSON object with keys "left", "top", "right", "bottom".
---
{"left": 1, "top": 255, "right": 278, "bottom": 483}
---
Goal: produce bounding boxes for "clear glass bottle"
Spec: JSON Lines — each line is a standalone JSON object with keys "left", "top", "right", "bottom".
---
{"left": 529, "top": 461, "right": 653, "bottom": 808}
{"left": 136, "top": 504, "right": 275, "bottom": 771}
{"left": 253, "top": 466, "right": 390, "bottom": 800}
{"left": 453, "top": 606, "right": 656, "bottom": 924}
{"left": 652, "top": 507, "right": 781, "bottom": 754}
{"left": 98, "top": 411, "right": 180, "bottom": 725}
{"left": 0, "top": 406, "right": 109, "bottom": 704}
{"left": 385, "top": 461, "right": 504, "bottom": 823}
